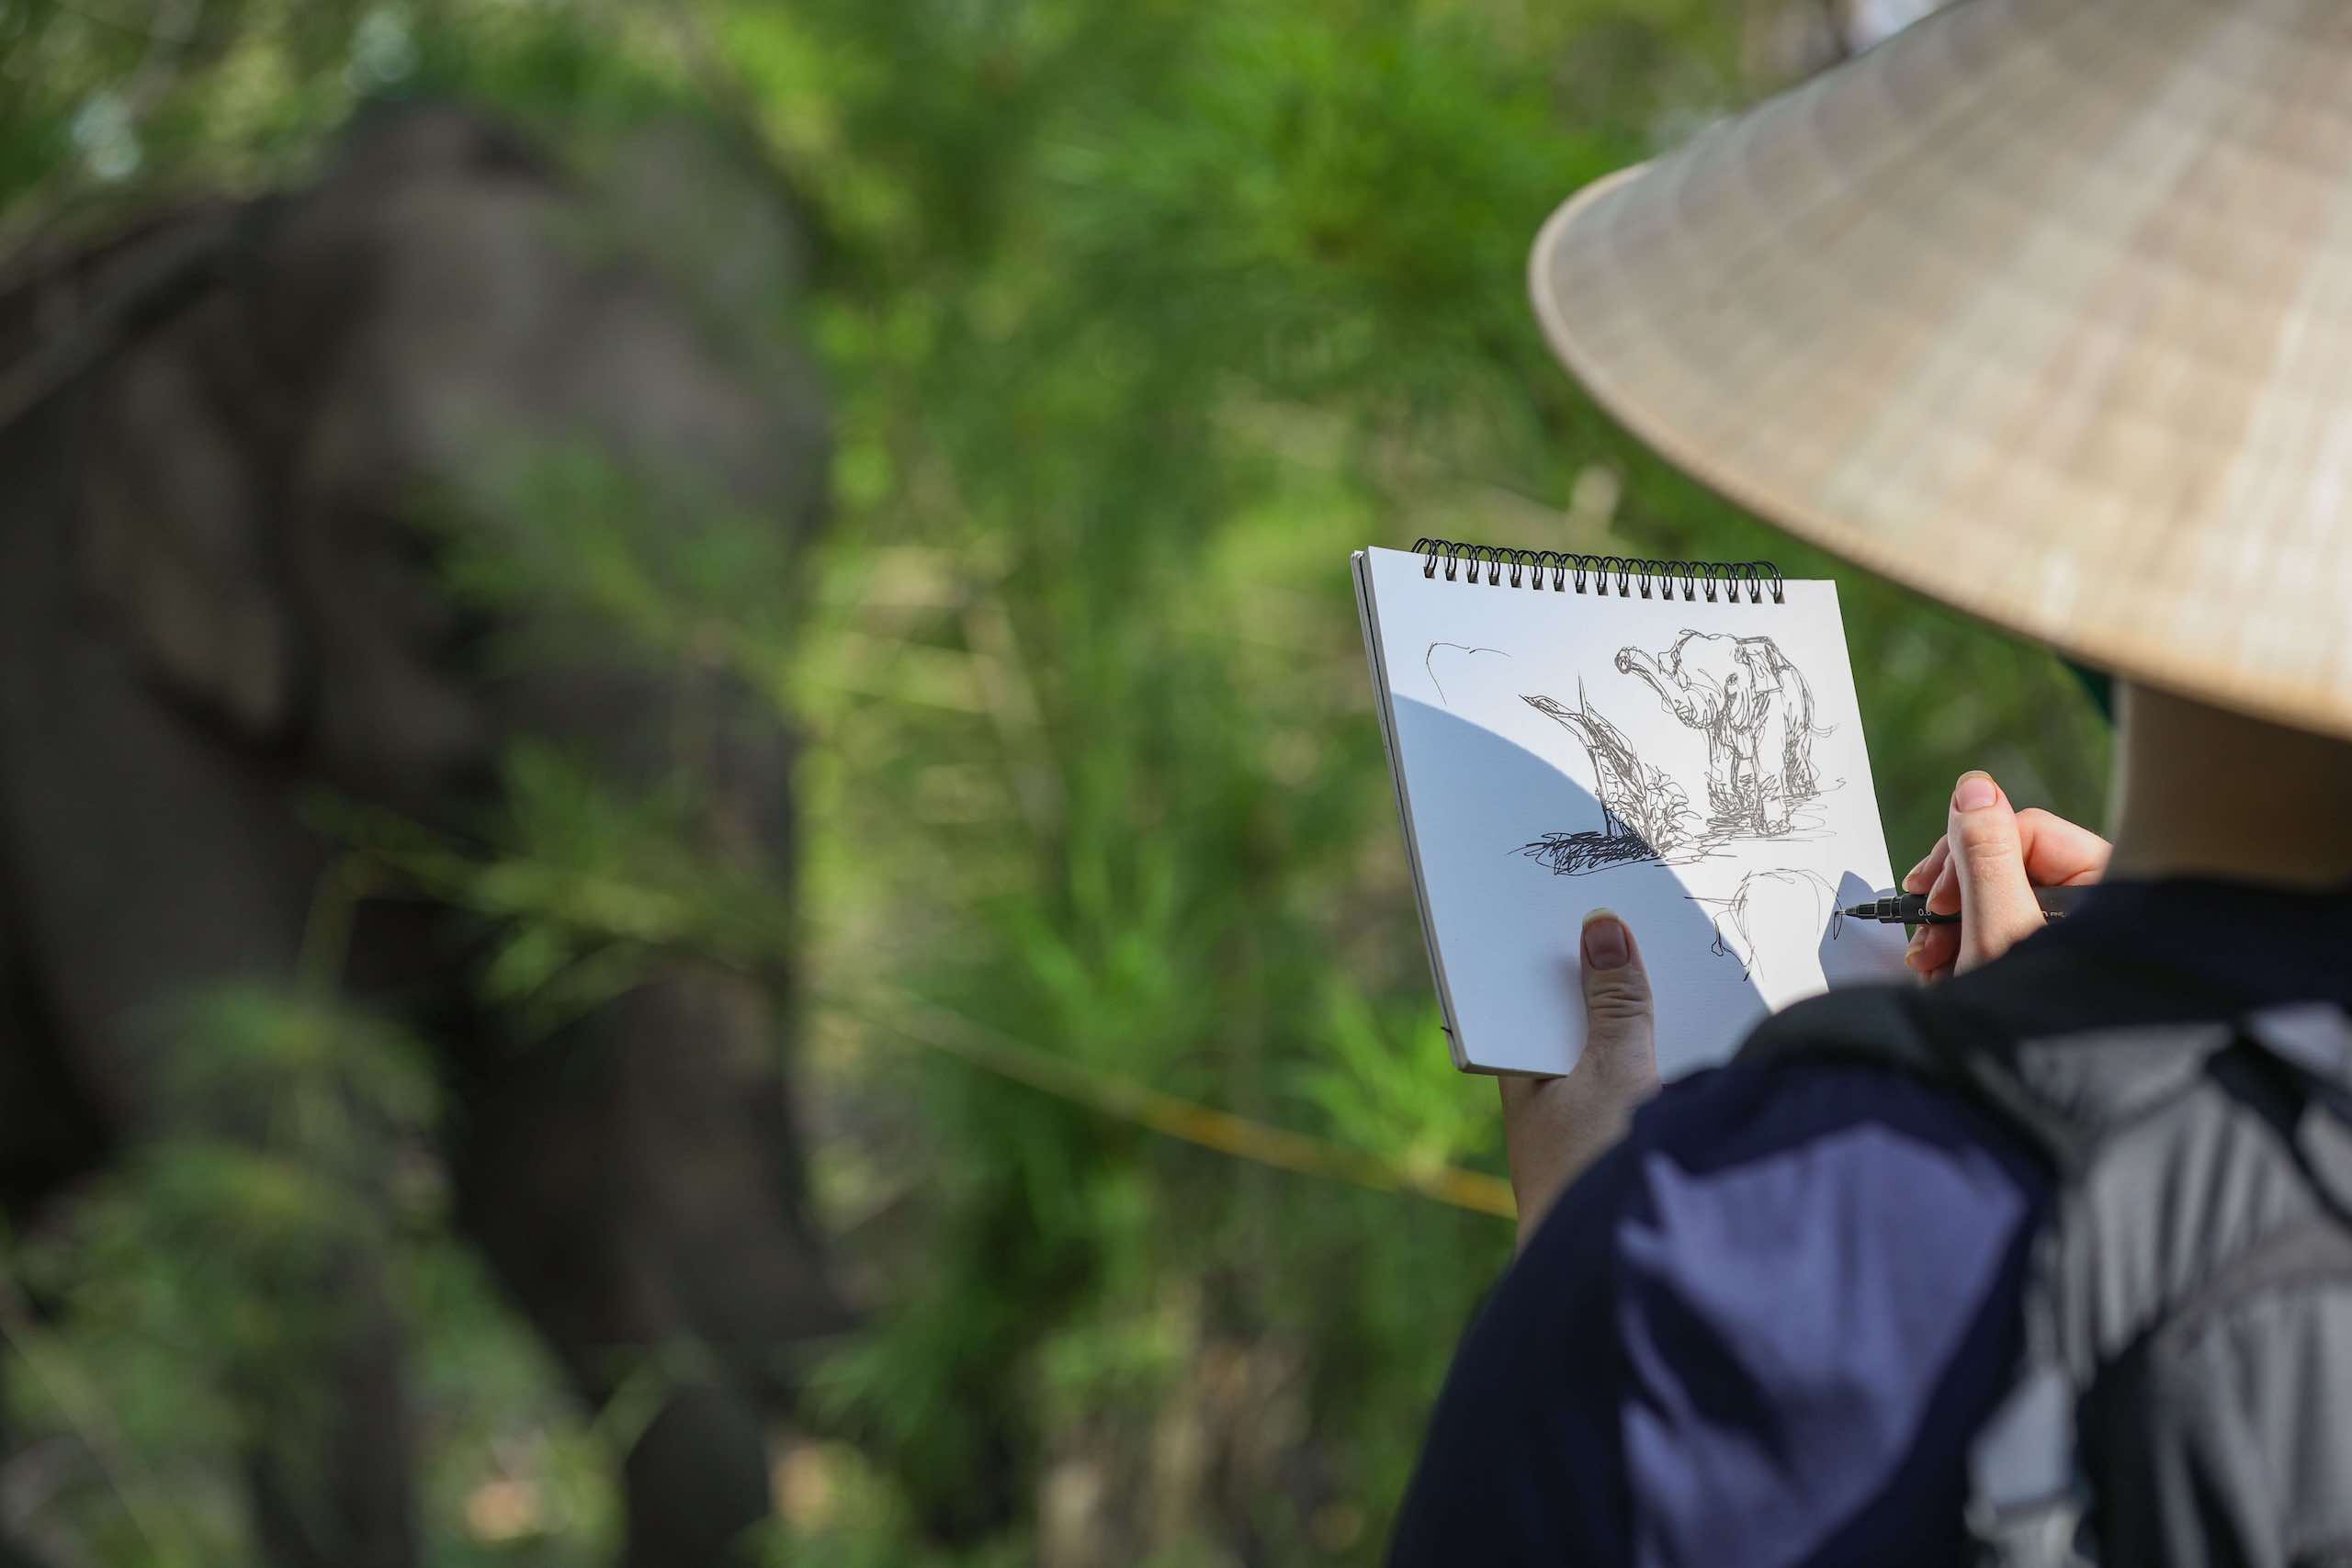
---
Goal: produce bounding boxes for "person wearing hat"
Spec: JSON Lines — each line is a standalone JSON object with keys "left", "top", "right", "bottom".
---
{"left": 1390, "top": 1, "right": 2352, "bottom": 1562}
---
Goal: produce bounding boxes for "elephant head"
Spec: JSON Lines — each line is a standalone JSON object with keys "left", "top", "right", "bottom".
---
{"left": 68, "top": 104, "right": 828, "bottom": 819}
{"left": 1615, "top": 631, "right": 1785, "bottom": 735}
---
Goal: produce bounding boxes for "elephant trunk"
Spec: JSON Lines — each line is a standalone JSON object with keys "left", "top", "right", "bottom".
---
{"left": 1615, "top": 645, "right": 1694, "bottom": 725}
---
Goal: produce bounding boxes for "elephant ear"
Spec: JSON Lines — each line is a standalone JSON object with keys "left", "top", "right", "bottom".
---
{"left": 77, "top": 282, "right": 303, "bottom": 741}
{"left": 1732, "top": 640, "right": 1785, "bottom": 727}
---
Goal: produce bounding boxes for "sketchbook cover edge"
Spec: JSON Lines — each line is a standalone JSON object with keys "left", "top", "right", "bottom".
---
{"left": 1354, "top": 552, "right": 1476, "bottom": 1081}
{"left": 1355, "top": 550, "right": 1506, "bottom": 1076}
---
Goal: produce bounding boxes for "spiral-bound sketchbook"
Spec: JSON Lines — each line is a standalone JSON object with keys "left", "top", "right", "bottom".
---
{"left": 1354, "top": 542, "right": 1910, "bottom": 1078}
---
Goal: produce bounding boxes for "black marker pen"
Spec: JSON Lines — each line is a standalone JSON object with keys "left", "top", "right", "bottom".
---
{"left": 1841, "top": 885, "right": 2092, "bottom": 927}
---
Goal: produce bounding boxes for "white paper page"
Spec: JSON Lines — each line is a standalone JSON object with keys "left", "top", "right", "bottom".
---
{"left": 1358, "top": 546, "right": 1908, "bottom": 1078}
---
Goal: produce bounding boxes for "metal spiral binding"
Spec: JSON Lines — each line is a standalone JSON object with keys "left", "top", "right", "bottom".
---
{"left": 1410, "top": 537, "right": 1786, "bottom": 604}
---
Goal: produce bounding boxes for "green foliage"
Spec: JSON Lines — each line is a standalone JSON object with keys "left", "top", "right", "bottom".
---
{"left": 0, "top": 0, "right": 2109, "bottom": 1562}
{"left": 4, "top": 989, "right": 441, "bottom": 1562}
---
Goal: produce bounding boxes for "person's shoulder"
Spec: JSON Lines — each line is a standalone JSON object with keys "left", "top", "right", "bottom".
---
{"left": 1733, "top": 976, "right": 1941, "bottom": 1071}
{"left": 1540, "top": 1008, "right": 2052, "bottom": 1566}
{"left": 1428, "top": 1009, "right": 2053, "bottom": 1567}
{"left": 1536, "top": 991, "right": 2052, "bottom": 1266}
{"left": 1626, "top": 1003, "right": 2029, "bottom": 1177}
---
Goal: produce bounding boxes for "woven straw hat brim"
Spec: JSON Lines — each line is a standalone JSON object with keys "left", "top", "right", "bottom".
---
{"left": 1532, "top": 0, "right": 2352, "bottom": 739}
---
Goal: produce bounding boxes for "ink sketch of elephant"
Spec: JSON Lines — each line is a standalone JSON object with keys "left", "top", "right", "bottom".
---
{"left": 1694, "top": 869, "right": 1843, "bottom": 987}
{"left": 1615, "top": 631, "right": 1824, "bottom": 833}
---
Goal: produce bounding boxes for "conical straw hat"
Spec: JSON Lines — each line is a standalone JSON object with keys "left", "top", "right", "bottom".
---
{"left": 1532, "top": 0, "right": 2352, "bottom": 739}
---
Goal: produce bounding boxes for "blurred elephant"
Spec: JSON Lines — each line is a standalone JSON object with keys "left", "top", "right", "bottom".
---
{"left": 1616, "top": 631, "right": 1822, "bottom": 832}
{"left": 0, "top": 105, "right": 844, "bottom": 1565}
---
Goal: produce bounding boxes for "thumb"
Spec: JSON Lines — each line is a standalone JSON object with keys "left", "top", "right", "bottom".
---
{"left": 1577, "top": 909, "right": 1657, "bottom": 1090}
{"left": 1940, "top": 770, "right": 2043, "bottom": 973}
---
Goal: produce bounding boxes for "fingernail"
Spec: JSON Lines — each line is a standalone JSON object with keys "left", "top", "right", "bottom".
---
{"left": 1903, "top": 853, "right": 1933, "bottom": 889}
{"left": 1952, "top": 771, "right": 1996, "bottom": 812}
{"left": 1581, "top": 909, "right": 1630, "bottom": 970}
{"left": 1905, "top": 930, "right": 1928, "bottom": 966}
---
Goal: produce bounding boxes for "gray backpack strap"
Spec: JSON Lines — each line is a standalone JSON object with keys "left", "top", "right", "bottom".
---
{"left": 2244, "top": 1001, "right": 2352, "bottom": 1218}
{"left": 2008, "top": 1002, "right": 2352, "bottom": 1568}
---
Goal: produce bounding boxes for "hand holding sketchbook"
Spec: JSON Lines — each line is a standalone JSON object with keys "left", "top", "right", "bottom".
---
{"left": 1354, "top": 541, "right": 1908, "bottom": 1078}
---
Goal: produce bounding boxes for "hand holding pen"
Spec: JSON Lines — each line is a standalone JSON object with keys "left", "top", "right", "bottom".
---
{"left": 1871, "top": 771, "right": 2110, "bottom": 982}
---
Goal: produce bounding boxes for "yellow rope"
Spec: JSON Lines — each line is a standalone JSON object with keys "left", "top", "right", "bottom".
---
{"left": 831, "top": 990, "right": 1517, "bottom": 1220}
